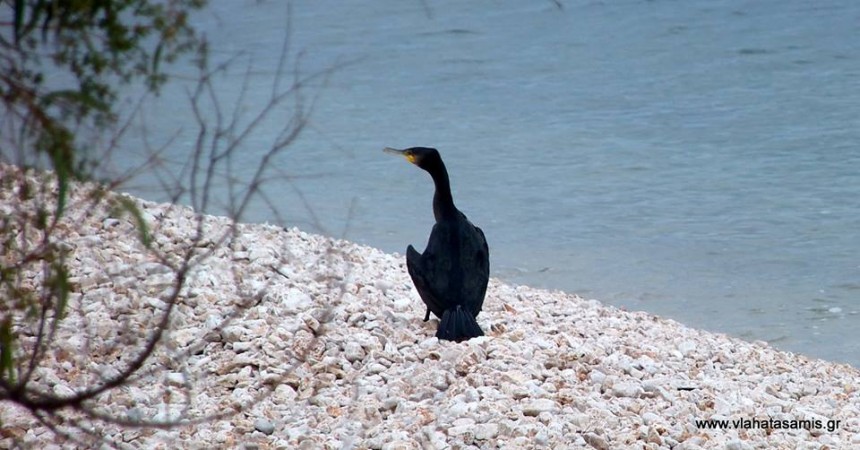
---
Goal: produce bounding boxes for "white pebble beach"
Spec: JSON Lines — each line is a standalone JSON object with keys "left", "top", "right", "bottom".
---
{"left": 1, "top": 166, "right": 858, "bottom": 449}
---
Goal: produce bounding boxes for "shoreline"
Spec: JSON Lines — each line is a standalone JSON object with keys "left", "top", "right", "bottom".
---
{"left": 1, "top": 169, "right": 858, "bottom": 449}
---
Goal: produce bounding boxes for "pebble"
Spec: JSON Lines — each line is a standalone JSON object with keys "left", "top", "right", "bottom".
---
{"left": 448, "top": 425, "right": 473, "bottom": 437}
{"left": 725, "top": 440, "right": 753, "bottom": 450}
{"left": 52, "top": 384, "right": 75, "bottom": 398}
{"left": 126, "top": 408, "right": 142, "bottom": 422}
{"left": 1, "top": 165, "right": 858, "bottom": 450}
{"left": 343, "top": 341, "right": 366, "bottom": 363}
{"left": 589, "top": 369, "right": 606, "bottom": 385}
{"left": 610, "top": 381, "right": 643, "bottom": 398}
{"left": 254, "top": 418, "right": 275, "bottom": 435}
{"left": 641, "top": 412, "right": 661, "bottom": 426}
{"left": 677, "top": 340, "right": 697, "bottom": 356}
{"left": 166, "top": 372, "right": 185, "bottom": 386}
{"left": 583, "top": 433, "right": 610, "bottom": 450}
{"left": 522, "top": 399, "right": 558, "bottom": 416}
{"left": 473, "top": 423, "right": 499, "bottom": 440}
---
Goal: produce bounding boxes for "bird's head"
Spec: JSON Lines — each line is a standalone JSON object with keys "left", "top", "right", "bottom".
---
{"left": 383, "top": 146, "right": 442, "bottom": 172}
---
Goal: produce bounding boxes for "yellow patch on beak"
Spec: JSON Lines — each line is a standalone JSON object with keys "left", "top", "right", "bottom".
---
{"left": 406, "top": 153, "right": 417, "bottom": 164}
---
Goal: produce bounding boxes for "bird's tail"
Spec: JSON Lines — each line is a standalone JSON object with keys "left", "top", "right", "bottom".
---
{"left": 436, "top": 305, "right": 483, "bottom": 342}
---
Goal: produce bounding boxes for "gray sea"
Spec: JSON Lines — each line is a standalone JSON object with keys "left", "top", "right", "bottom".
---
{"left": 118, "top": 1, "right": 859, "bottom": 366}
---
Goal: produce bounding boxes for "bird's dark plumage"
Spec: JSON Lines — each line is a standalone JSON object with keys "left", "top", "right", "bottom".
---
{"left": 384, "top": 146, "right": 489, "bottom": 342}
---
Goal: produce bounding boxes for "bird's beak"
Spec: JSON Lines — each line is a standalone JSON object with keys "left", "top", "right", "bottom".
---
{"left": 383, "top": 147, "right": 417, "bottom": 164}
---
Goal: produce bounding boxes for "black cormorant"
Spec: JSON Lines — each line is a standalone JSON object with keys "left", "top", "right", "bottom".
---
{"left": 383, "top": 146, "right": 489, "bottom": 342}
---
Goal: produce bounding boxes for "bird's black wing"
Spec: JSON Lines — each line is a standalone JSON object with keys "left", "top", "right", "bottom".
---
{"left": 471, "top": 225, "right": 490, "bottom": 314}
{"left": 406, "top": 243, "right": 446, "bottom": 320}
{"left": 412, "top": 222, "right": 461, "bottom": 311}
{"left": 460, "top": 219, "right": 489, "bottom": 317}
{"left": 408, "top": 218, "right": 488, "bottom": 321}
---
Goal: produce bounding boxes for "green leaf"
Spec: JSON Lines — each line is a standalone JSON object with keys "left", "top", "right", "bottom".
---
{"left": 50, "top": 260, "right": 70, "bottom": 320}
{"left": 0, "top": 318, "right": 15, "bottom": 384}
{"left": 13, "top": 0, "right": 24, "bottom": 44}
{"left": 35, "top": 208, "right": 48, "bottom": 230}
{"left": 117, "top": 197, "right": 152, "bottom": 248}
{"left": 152, "top": 42, "right": 164, "bottom": 79}
{"left": 54, "top": 153, "right": 69, "bottom": 219}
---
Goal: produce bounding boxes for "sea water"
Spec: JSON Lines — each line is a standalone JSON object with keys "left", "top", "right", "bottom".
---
{"left": 118, "top": 0, "right": 859, "bottom": 366}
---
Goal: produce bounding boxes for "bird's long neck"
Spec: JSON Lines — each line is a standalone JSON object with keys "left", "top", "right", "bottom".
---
{"left": 429, "top": 162, "right": 457, "bottom": 222}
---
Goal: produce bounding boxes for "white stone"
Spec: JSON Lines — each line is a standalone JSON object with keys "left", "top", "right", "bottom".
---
{"left": 254, "top": 418, "right": 275, "bottom": 435}
{"left": 166, "top": 372, "right": 185, "bottom": 386}
{"left": 677, "top": 340, "right": 697, "bottom": 356}
{"left": 52, "top": 384, "right": 75, "bottom": 398}
{"left": 473, "top": 423, "right": 499, "bottom": 440}
{"left": 1, "top": 169, "right": 857, "bottom": 450}
{"left": 589, "top": 369, "right": 606, "bottom": 385}
{"left": 611, "top": 382, "right": 643, "bottom": 398}
{"left": 522, "top": 399, "right": 558, "bottom": 416}
{"left": 726, "top": 440, "right": 753, "bottom": 450}
{"left": 642, "top": 412, "right": 661, "bottom": 426}
{"left": 343, "top": 341, "right": 366, "bottom": 363}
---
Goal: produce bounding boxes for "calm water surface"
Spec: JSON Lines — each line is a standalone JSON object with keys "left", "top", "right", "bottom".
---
{"left": 121, "top": 0, "right": 860, "bottom": 366}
